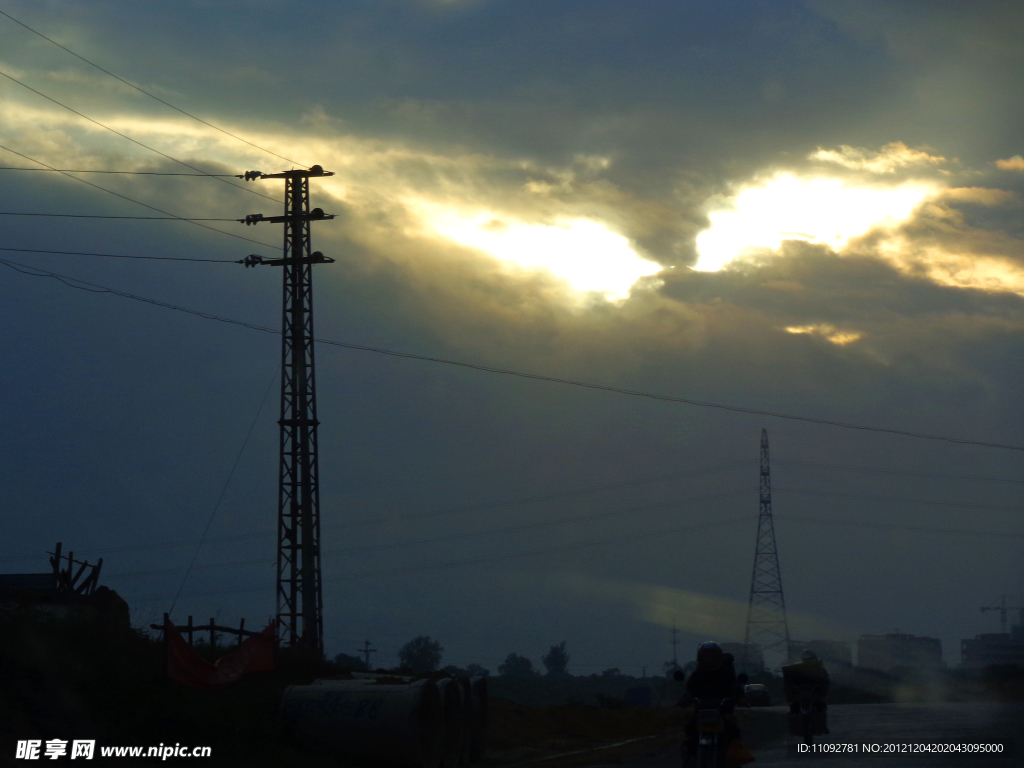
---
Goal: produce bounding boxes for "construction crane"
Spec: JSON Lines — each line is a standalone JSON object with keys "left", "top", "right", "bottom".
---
{"left": 981, "top": 595, "right": 1022, "bottom": 634}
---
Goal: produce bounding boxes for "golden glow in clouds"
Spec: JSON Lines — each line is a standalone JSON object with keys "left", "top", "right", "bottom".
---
{"left": 694, "top": 173, "right": 939, "bottom": 271}
{"left": 425, "top": 210, "right": 662, "bottom": 300}
{"left": 785, "top": 324, "right": 863, "bottom": 346}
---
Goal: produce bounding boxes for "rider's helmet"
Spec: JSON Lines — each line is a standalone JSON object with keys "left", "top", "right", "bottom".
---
{"left": 801, "top": 649, "right": 818, "bottom": 662}
{"left": 697, "top": 641, "right": 723, "bottom": 670}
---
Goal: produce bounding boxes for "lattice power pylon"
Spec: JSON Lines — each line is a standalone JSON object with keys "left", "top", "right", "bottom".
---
{"left": 240, "top": 164, "right": 335, "bottom": 656}
{"left": 743, "top": 428, "right": 791, "bottom": 669}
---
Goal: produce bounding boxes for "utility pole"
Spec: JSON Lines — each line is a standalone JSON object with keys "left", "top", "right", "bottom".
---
{"left": 239, "top": 164, "right": 335, "bottom": 656}
{"left": 671, "top": 622, "right": 680, "bottom": 668}
{"left": 359, "top": 640, "right": 377, "bottom": 669}
{"left": 743, "top": 428, "right": 791, "bottom": 670}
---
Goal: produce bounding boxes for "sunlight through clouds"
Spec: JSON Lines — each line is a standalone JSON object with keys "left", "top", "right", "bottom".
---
{"left": 785, "top": 324, "right": 863, "bottom": 346}
{"left": 693, "top": 173, "right": 941, "bottom": 271}
{"left": 422, "top": 208, "right": 663, "bottom": 300}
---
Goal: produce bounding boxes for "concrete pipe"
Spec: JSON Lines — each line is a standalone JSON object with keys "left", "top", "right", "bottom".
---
{"left": 434, "top": 677, "right": 464, "bottom": 768}
{"left": 279, "top": 678, "right": 442, "bottom": 768}
{"left": 469, "top": 676, "right": 488, "bottom": 763}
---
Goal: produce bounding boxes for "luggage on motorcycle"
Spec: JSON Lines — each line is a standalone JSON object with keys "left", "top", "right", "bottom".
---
{"left": 726, "top": 740, "right": 755, "bottom": 766}
{"left": 813, "top": 711, "right": 827, "bottom": 733}
{"left": 788, "top": 713, "right": 802, "bottom": 736}
{"left": 788, "top": 712, "right": 827, "bottom": 736}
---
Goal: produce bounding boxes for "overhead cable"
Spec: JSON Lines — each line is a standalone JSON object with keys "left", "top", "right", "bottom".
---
{"left": 168, "top": 361, "right": 280, "bottom": 614}
{"left": 0, "top": 166, "right": 240, "bottom": 176}
{"left": 0, "top": 246, "right": 236, "bottom": 263}
{"left": 334, "top": 460, "right": 751, "bottom": 530}
{"left": 2, "top": 255, "right": 1023, "bottom": 453}
{"left": 329, "top": 487, "right": 755, "bottom": 556}
{"left": 0, "top": 8, "right": 304, "bottom": 167}
{"left": 127, "top": 516, "right": 756, "bottom": 599}
{"left": 0, "top": 530, "right": 274, "bottom": 565}
{"left": 0, "top": 212, "right": 241, "bottom": 220}
{"left": 773, "top": 485, "right": 1024, "bottom": 514}
{"left": 101, "top": 488, "right": 754, "bottom": 575}
{"left": 115, "top": 510, "right": 1024, "bottom": 590}
{"left": 774, "top": 515, "right": 1024, "bottom": 539}
{"left": 0, "top": 145, "right": 275, "bottom": 251}
{"left": 0, "top": 247, "right": 236, "bottom": 263}
{"left": 0, "top": 67, "right": 281, "bottom": 204}
{"left": 774, "top": 458, "right": 1024, "bottom": 486}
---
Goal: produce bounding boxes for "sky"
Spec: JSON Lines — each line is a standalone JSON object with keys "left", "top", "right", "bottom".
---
{"left": 0, "top": 0, "right": 1023, "bottom": 673}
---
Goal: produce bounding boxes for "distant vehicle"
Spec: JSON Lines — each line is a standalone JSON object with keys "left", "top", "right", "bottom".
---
{"left": 743, "top": 684, "right": 771, "bottom": 707}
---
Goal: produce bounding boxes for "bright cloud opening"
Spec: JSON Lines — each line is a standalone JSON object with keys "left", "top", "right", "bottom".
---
{"left": 785, "top": 324, "right": 863, "bottom": 346}
{"left": 423, "top": 208, "right": 662, "bottom": 300}
{"left": 809, "top": 141, "right": 946, "bottom": 174}
{"left": 693, "top": 173, "right": 940, "bottom": 271}
{"left": 995, "top": 155, "right": 1024, "bottom": 171}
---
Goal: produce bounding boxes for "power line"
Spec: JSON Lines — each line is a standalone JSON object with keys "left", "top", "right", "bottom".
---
{"left": 127, "top": 515, "right": 755, "bottom": 600}
{"left": 169, "top": 361, "right": 279, "bottom": 614}
{"left": 0, "top": 530, "right": 275, "bottom": 565}
{"left": 774, "top": 515, "right": 1024, "bottom": 540}
{"left": 329, "top": 487, "right": 755, "bottom": 556}
{"left": 303, "top": 515, "right": 753, "bottom": 582}
{"left": 18, "top": 468, "right": 1019, "bottom": 572}
{"left": 775, "top": 458, "right": 1024, "bottom": 486}
{"left": 773, "top": 485, "right": 1024, "bottom": 514}
{"left": 114, "top": 505, "right": 1024, "bottom": 587}
{"left": 113, "top": 558, "right": 273, "bottom": 580}
{"left": 0, "top": 66, "right": 281, "bottom": 204}
{"left": 0, "top": 166, "right": 240, "bottom": 176}
{"left": 0, "top": 145, "right": 275, "bottom": 251}
{"left": 0, "top": 464, "right": 746, "bottom": 565}
{"left": 333, "top": 460, "right": 751, "bottom": 531}
{"left": 3, "top": 255, "right": 1024, "bottom": 453}
{"left": 0, "top": 246, "right": 236, "bottom": 263}
{"left": 0, "top": 212, "right": 241, "bottom": 220}
{"left": 0, "top": 7, "right": 303, "bottom": 167}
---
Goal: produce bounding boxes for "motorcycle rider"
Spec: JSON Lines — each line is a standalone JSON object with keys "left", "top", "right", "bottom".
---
{"left": 782, "top": 649, "right": 830, "bottom": 733}
{"left": 677, "top": 641, "right": 743, "bottom": 761}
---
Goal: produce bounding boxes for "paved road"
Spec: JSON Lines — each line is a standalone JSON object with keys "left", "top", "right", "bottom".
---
{"left": 612, "top": 702, "right": 1022, "bottom": 768}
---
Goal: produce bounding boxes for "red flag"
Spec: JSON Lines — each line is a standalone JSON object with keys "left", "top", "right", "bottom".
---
{"left": 165, "top": 620, "right": 275, "bottom": 688}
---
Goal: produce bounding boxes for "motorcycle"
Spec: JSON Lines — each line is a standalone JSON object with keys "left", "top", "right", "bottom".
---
{"left": 788, "top": 686, "right": 827, "bottom": 745}
{"left": 691, "top": 697, "right": 734, "bottom": 768}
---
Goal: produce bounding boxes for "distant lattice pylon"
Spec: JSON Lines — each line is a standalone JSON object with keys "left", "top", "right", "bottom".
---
{"left": 743, "top": 428, "right": 791, "bottom": 669}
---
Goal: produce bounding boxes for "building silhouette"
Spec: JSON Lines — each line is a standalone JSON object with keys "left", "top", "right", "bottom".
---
{"left": 961, "top": 609, "right": 1024, "bottom": 667}
{"left": 857, "top": 634, "right": 942, "bottom": 671}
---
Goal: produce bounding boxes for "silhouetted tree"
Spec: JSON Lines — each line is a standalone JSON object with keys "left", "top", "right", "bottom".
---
{"left": 399, "top": 635, "right": 444, "bottom": 675}
{"left": 466, "top": 663, "right": 490, "bottom": 678}
{"left": 601, "top": 667, "right": 622, "bottom": 679}
{"left": 498, "top": 653, "right": 535, "bottom": 677}
{"left": 543, "top": 641, "right": 570, "bottom": 676}
{"left": 334, "top": 652, "right": 368, "bottom": 671}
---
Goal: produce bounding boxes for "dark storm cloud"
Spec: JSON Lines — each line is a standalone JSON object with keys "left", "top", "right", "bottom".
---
{"left": 0, "top": 0, "right": 1022, "bottom": 668}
